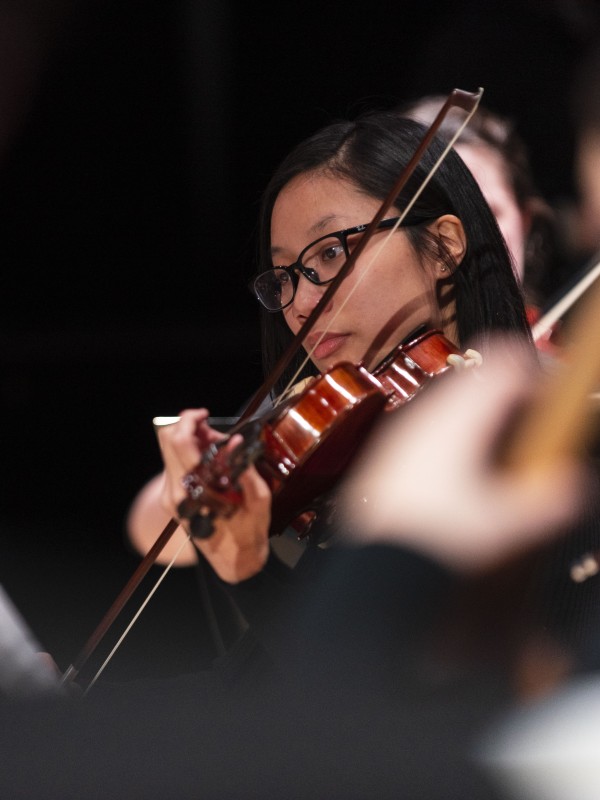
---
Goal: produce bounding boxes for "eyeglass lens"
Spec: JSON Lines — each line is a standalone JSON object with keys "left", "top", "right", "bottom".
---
{"left": 255, "top": 233, "right": 349, "bottom": 310}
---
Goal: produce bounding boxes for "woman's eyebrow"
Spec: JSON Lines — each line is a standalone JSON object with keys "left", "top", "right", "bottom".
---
{"left": 270, "top": 214, "right": 349, "bottom": 257}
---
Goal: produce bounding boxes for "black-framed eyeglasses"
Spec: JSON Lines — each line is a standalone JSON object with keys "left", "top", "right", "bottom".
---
{"left": 250, "top": 215, "right": 426, "bottom": 312}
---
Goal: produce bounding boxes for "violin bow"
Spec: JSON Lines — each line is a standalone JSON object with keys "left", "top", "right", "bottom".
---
{"left": 506, "top": 273, "right": 600, "bottom": 471}
{"left": 502, "top": 261, "right": 600, "bottom": 582}
{"left": 61, "top": 520, "right": 190, "bottom": 688}
{"left": 532, "top": 250, "right": 600, "bottom": 344}
{"left": 62, "top": 87, "right": 484, "bottom": 689}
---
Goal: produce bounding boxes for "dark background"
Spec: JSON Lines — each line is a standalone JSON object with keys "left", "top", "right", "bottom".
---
{"left": 0, "top": 0, "right": 598, "bottom": 681}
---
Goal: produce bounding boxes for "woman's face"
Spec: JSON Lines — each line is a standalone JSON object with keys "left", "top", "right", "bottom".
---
{"left": 270, "top": 171, "right": 458, "bottom": 373}
{"left": 455, "top": 142, "right": 528, "bottom": 283}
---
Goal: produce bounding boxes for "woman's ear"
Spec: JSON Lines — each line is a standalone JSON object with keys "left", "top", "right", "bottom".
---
{"left": 429, "top": 214, "right": 467, "bottom": 275}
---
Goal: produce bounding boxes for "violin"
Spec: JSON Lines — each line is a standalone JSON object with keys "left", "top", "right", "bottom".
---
{"left": 177, "top": 327, "right": 466, "bottom": 540}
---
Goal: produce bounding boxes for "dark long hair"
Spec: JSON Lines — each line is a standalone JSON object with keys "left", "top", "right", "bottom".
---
{"left": 255, "top": 111, "right": 531, "bottom": 393}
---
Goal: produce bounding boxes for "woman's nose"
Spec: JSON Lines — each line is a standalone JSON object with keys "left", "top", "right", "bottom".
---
{"left": 291, "top": 274, "right": 328, "bottom": 318}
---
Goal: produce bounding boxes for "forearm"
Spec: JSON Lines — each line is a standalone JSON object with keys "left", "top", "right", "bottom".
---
{"left": 126, "top": 472, "right": 199, "bottom": 566}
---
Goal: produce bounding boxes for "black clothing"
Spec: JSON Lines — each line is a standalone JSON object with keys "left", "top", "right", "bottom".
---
{"left": 200, "top": 507, "right": 600, "bottom": 693}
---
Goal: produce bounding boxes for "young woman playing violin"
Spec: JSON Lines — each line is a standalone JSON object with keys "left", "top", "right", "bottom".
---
{"left": 127, "top": 109, "right": 587, "bottom": 682}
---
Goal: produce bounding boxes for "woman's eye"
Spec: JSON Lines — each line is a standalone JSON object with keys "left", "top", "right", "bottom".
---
{"left": 321, "top": 244, "right": 345, "bottom": 262}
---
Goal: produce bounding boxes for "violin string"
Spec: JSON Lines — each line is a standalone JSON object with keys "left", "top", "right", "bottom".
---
{"left": 273, "top": 96, "right": 482, "bottom": 407}
{"left": 83, "top": 531, "right": 193, "bottom": 695}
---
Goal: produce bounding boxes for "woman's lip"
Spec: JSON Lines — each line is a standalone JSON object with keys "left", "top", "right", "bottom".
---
{"left": 307, "top": 333, "right": 350, "bottom": 361}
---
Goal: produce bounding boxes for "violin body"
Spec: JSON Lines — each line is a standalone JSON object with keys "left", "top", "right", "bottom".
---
{"left": 258, "top": 362, "right": 387, "bottom": 536}
{"left": 181, "top": 329, "right": 464, "bottom": 538}
{"left": 373, "top": 327, "right": 462, "bottom": 409}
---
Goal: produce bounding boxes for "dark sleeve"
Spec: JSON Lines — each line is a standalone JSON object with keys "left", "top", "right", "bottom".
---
{"left": 211, "top": 539, "right": 456, "bottom": 686}
{"left": 193, "top": 544, "right": 297, "bottom": 647}
{"left": 190, "top": 543, "right": 304, "bottom": 686}
{"left": 273, "top": 543, "right": 455, "bottom": 684}
{"left": 225, "top": 545, "right": 298, "bottom": 628}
